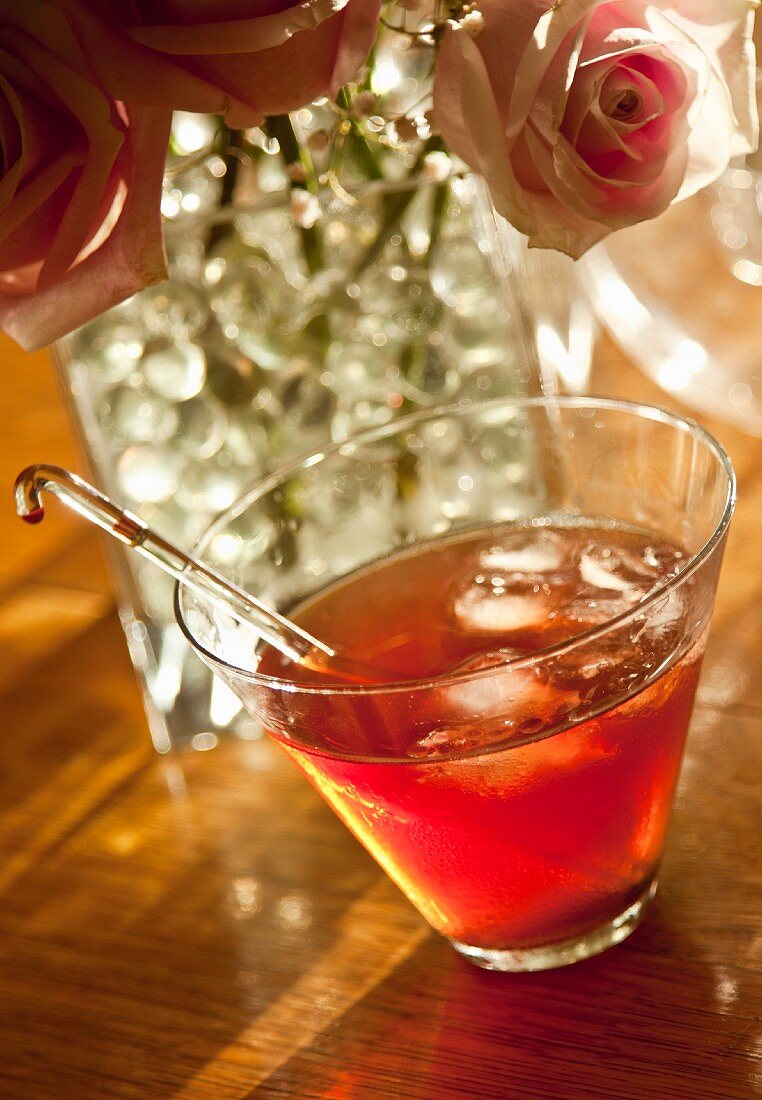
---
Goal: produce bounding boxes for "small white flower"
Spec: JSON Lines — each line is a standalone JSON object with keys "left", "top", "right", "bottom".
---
{"left": 394, "top": 116, "right": 419, "bottom": 144}
{"left": 286, "top": 162, "right": 306, "bottom": 184}
{"left": 422, "top": 150, "right": 452, "bottom": 183}
{"left": 306, "top": 130, "right": 331, "bottom": 155}
{"left": 460, "top": 9, "right": 485, "bottom": 37}
{"left": 352, "top": 91, "right": 378, "bottom": 118}
{"left": 290, "top": 189, "right": 322, "bottom": 229}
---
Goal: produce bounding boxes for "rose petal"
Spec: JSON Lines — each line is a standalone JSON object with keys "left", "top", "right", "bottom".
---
{"left": 58, "top": 0, "right": 379, "bottom": 127}
{"left": 435, "top": 0, "right": 756, "bottom": 258}
{"left": 155, "top": 0, "right": 381, "bottom": 128}
{"left": 0, "top": 154, "right": 80, "bottom": 280}
{"left": 549, "top": 112, "right": 692, "bottom": 230}
{"left": 435, "top": 17, "right": 616, "bottom": 258}
{"left": 646, "top": 8, "right": 757, "bottom": 196}
{"left": 126, "top": 0, "right": 353, "bottom": 54}
{"left": 55, "top": 0, "right": 234, "bottom": 117}
{"left": 649, "top": 0, "right": 758, "bottom": 158}
{"left": 0, "top": 107, "right": 170, "bottom": 351}
{"left": 506, "top": 0, "right": 599, "bottom": 140}
{"left": 0, "top": 74, "right": 27, "bottom": 216}
{"left": 598, "top": 66, "right": 666, "bottom": 130}
{"left": 565, "top": 62, "right": 672, "bottom": 164}
{"left": 1, "top": 28, "right": 123, "bottom": 283}
{"left": 567, "top": 53, "right": 693, "bottom": 183}
{"left": 434, "top": 27, "right": 535, "bottom": 239}
{"left": 456, "top": 0, "right": 565, "bottom": 130}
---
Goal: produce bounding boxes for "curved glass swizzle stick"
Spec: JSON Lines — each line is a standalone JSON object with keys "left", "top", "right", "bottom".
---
{"left": 14, "top": 464, "right": 335, "bottom": 668}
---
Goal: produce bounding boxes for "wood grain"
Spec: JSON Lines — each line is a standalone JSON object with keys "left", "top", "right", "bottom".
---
{"left": 0, "top": 308, "right": 760, "bottom": 1100}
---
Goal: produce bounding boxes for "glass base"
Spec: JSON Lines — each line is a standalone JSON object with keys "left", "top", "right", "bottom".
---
{"left": 450, "top": 879, "right": 657, "bottom": 972}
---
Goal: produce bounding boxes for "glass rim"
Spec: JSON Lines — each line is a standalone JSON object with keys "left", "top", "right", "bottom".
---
{"left": 175, "top": 395, "right": 735, "bottom": 697}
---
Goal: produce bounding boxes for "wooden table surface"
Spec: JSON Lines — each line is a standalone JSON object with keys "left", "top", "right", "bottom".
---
{"left": 1, "top": 311, "right": 760, "bottom": 1099}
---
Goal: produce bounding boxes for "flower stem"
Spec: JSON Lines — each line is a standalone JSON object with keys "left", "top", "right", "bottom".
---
{"left": 336, "top": 89, "right": 384, "bottom": 181}
{"left": 350, "top": 130, "right": 385, "bottom": 181}
{"left": 426, "top": 180, "right": 448, "bottom": 269}
{"left": 264, "top": 114, "right": 324, "bottom": 276}
{"left": 349, "top": 134, "right": 444, "bottom": 281}
{"left": 207, "top": 126, "right": 246, "bottom": 251}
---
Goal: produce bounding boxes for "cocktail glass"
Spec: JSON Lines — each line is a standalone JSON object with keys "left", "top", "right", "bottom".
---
{"left": 176, "top": 397, "right": 734, "bottom": 971}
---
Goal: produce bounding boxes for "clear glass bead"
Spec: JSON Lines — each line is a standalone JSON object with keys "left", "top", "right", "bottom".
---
{"left": 205, "top": 237, "right": 284, "bottom": 298}
{"left": 275, "top": 359, "right": 336, "bottom": 445}
{"left": 71, "top": 313, "right": 144, "bottom": 385}
{"left": 174, "top": 396, "right": 228, "bottom": 459}
{"left": 430, "top": 236, "right": 492, "bottom": 309}
{"left": 454, "top": 361, "right": 522, "bottom": 403}
{"left": 208, "top": 268, "right": 268, "bottom": 330}
{"left": 331, "top": 396, "right": 395, "bottom": 441}
{"left": 387, "top": 274, "right": 443, "bottom": 340}
{"left": 357, "top": 257, "right": 409, "bottom": 315}
{"left": 236, "top": 207, "right": 302, "bottom": 284}
{"left": 223, "top": 411, "right": 271, "bottom": 469}
{"left": 139, "top": 279, "right": 209, "bottom": 340}
{"left": 98, "top": 386, "right": 178, "bottom": 447}
{"left": 321, "top": 199, "right": 381, "bottom": 269}
{"left": 417, "top": 416, "right": 468, "bottom": 459}
{"left": 400, "top": 338, "right": 458, "bottom": 402}
{"left": 444, "top": 292, "right": 514, "bottom": 368}
{"left": 325, "top": 338, "right": 400, "bottom": 399}
{"left": 161, "top": 158, "right": 223, "bottom": 220}
{"left": 208, "top": 258, "right": 291, "bottom": 369}
{"left": 141, "top": 337, "right": 207, "bottom": 401}
{"left": 117, "top": 444, "right": 180, "bottom": 504}
{"left": 204, "top": 347, "right": 263, "bottom": 407}
{"left": 177, "top": 458, "right": 246, "bottom": 514}
{"left": 215, "top": 510, "right": 278, "bottom": 568}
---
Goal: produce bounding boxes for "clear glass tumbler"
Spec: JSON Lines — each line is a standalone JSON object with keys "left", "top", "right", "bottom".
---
{"left": 176, "top": 397, "right": 734, "bottom": 971}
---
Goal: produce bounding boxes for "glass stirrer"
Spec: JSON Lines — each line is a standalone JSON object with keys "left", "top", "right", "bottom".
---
{"left": 14, "top": 464, "right": 337, "bottom": 671}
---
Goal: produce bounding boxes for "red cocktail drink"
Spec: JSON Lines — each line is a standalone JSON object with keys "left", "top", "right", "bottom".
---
{"left": 262, "top": 523, "right": 703, "bottom": 961}
{"left": 176, "top": 397, "right": 734, "bottom": 970}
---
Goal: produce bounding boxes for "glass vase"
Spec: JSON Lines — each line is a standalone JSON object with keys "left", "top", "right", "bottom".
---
{"left": 54, "top": 174, "right": 595, "bottom": 751}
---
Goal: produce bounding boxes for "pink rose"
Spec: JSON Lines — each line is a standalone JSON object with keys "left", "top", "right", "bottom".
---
{"left": 58, "top": 0, "right": 382, "bottom": 128}
{"left": 0, "top": 1, "right": 170, "bottom": 351}
{"left": 434, "top": 1, "right": 759, "bottom": 257}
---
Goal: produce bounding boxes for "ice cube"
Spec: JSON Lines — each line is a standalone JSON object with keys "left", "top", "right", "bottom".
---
{"left": 498, "top": 717, "right": 615, "bottom": 787}
{"left": 451, "top": 575, "right": 551, "bottom": 634}
{"left": 441, "top": 654, "right": 552, "bottom": 726}
{"left": 423, "top": 693, "right": 609, "bottom": 797}
{"left": 576, "top": 540, "right": 683, "bottom": 599}
{"left": 573, "top": 652, "right": 621, "bottom": 682}
{"left": 614, "top": 661, "right": 676, "bottom": 720}
{"left": 578, "top": 553, "right": 634, "bottom": 593}
{"left": 408, "top": 726, "right": 484, "bottom": 759}
{"left": 552, "top": 643, "right": 645, "bottom": 710}
{"left": 480, "top": 541, "right": 563, "bottom": 574}
{"left": 642, "top": 588, "right": 684, "bottom": 636}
